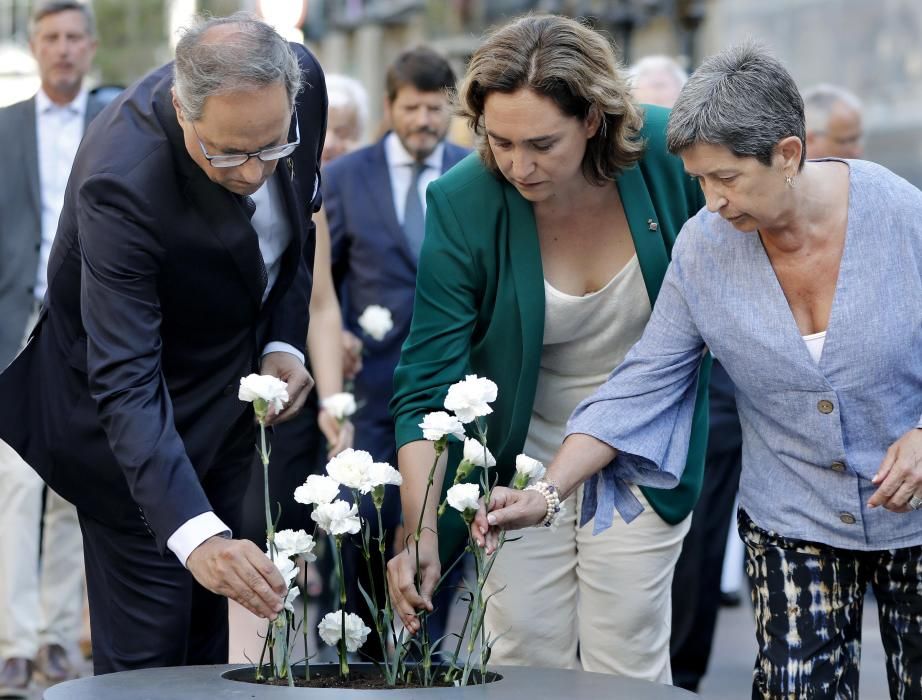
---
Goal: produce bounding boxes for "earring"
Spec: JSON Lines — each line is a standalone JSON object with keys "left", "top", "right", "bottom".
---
{"left": 785, "top": 174, "right": 796, "bottom": 189}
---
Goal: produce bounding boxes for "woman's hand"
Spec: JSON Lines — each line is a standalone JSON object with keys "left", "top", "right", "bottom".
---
{"left": 868, "top": 428, "right": 922, "bottom": 512}
{"left": 472, "top": 486, "right": 547, "bottom": 554}
{"left": 317, "top": 410, "right": 354, "bottom": 458}
{"left": 386, "top": 532, "right": 441, "bottom": 635}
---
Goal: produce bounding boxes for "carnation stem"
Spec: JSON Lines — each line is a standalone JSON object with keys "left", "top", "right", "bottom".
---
{"left": 334, "top": 536, "right": 349, "bottom": 679}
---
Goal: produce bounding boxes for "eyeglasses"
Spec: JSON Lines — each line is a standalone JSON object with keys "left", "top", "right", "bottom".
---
{"left": 192, "top": 113, "right": 300, "bottom": 168}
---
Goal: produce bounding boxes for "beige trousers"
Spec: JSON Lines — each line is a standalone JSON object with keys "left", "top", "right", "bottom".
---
{"left": 482, "top": 484, "right": 690, "bottom": 682}
{"left": 0, "top": 305, "right": 85, "bottom": 658}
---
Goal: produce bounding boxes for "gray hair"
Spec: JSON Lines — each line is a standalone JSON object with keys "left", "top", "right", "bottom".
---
{"left": 29, "top": 0, "right": 96, "bottom": 37}
{"left": 802, "top": 83, "right": 862, "bottom": 134}
{"left": 173, "top": 12, "right": 301, "bottom": 122}
{"left": 628, "top": 55, "right": 687, "bottom": 89}
{"left": 325, "top": 74, "right": 369, "bottom": 139}
{"left": 667, "top": 42, "right": 806, "bottom": 169}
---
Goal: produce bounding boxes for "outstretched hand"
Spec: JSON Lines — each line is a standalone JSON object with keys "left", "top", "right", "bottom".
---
{"left": 471, "top": 486, "right": 547, "bottom": 554}
{"left": 260, "top": 351, "right": 313, "bottom": 425}
{"left": 386, "top": 533, "right": 441, "bottom": 635}
{"left": 186, "top": 536, "right": 286, "bottom": 619}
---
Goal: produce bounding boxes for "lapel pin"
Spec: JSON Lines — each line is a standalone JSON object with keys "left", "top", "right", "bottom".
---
{"left": 647, "top": 219, "right": 658, "bottom": 231}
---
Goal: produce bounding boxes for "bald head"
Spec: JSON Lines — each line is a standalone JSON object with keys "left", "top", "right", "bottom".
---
{"left": 173, "top": 12, "right": 300, "bottom": 121}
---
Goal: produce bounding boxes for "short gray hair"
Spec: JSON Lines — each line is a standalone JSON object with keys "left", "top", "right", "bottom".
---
{"left": 325, "top": 74, "right": 369, "bottom": 139}
{"left": 802, "top": 83, "right": 862, "bottom": 134}
{"left": 29, "top": 0, "right": 96, "bottom": 37}
{"left": 667, "top": 42, "right": 806, "bottom": 169}
{"left": 173, "top": 12, "right": 301, "bottom": 122}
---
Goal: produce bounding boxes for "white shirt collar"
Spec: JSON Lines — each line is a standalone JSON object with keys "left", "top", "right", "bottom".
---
{"left": 384, "top": 131, "right": 444, "bottom": 172}
{"left": 36, "top": 87, "right": 88, "bottom": 118}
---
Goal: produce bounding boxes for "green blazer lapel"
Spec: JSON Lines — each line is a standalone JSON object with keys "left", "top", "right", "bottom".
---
{"left": 503, "top": 182, "right": 544, "bottom": 459}
{"left": 617, "top": 165, "right": 670, "bottom": 303}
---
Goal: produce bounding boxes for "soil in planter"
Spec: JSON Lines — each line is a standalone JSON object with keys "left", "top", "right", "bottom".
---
{"left": 223, "top": 663, "right": 502, "bottom": 689}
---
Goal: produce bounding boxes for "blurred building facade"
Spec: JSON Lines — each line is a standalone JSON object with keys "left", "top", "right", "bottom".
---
{"left": 1, "top": 0, "right": 920, "bottom": 183}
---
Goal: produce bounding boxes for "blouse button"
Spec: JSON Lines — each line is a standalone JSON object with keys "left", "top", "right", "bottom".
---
{"left": 830, "top": 461, "right": 846, "bottom": 472}
{"left": 839, "top": 512, "right": 856, "bottom": 525}
{"left": 817, "top": 399, "right": 835, "bottom": 414}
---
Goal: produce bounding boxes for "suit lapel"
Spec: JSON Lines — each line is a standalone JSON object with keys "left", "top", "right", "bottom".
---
{"left": 617, "top": 164, "right": 670, "bottom": 304}
{"left": 504, "top": 180, "right": 545, "bottom": 444}
{"left": 20, "top": 99, "right": 41, "bottom": 220}
{"left": 261, "top": 159, "right": 303, "bottom": 312}
{"left": 362, "top": 139, "right": 416, "bottom": 267}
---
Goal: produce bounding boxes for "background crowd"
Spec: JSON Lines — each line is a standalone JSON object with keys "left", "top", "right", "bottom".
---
{"left": 0, "top": 1, "right": 914, "bottom": 699}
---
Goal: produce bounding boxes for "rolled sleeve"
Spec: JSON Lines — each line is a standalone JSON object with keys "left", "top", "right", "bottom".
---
{"left": 567, "top": 250, "right": 706, "bottom": 532}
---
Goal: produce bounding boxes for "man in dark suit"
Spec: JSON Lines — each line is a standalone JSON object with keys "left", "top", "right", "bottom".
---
{"left": 0, "top": 13, "right": 326, "bottom": 675}
{"left": 0, "top": 2, "right": 103, "bottom": 693}
{"left": 323, "top": 46, "right": 468, "bottom": 654}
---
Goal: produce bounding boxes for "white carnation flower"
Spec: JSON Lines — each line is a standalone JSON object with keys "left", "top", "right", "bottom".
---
{"left": 321, "top": 392, "right": 357, "bottom": 421}
{"left": 268, "top": 549, "right": 299, "bottom": 588}
{"left": 238, "top": 374, "right": 289, "bottom": 414}
{"left": 318, "top": 610, "right": 371, "bottom": 652}
{"left": 293, "top": 474, "right": 341, "bottom": 506}
{"left": 326, "top": 448, "right": 374, "bottom": 491}
{"left": 366, "top": 462, "right": 403, "bottom": 490}
{"left": 418, "top": 411, "right": 466, "bottom": 442}
{"left": 311, "top": 500, "right": 361, "bottom": 536}
{"left": 357, "top": 305, "right": 394, "bottom": 342}
{"left": 446, "top": 482, "right": 481, "bottom": 513}
{"left": 515, "top": 454, "right": 545, "bottom": 480}
{"left": 284, "top": 584, "right": 301, "bottom": 613}
{"left": 444, "top": 374, "right": 498, "bottom": 424}
{"left": 272, "top": 529, "right": 316, "bottom": 562}
{"left": 462, "top": 437, "right": 496, "bottom": 468}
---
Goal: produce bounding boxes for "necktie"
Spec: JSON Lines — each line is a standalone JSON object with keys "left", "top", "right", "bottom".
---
{"left": 403, "top": 162, "right": 426, "bottom": 259}
{"left": 239, "top": 194, "right": 268, "bottom": 293}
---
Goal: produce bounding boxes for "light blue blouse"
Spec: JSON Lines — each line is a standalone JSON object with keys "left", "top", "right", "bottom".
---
{"left": 569, "top": 159, "right": 922, "bottom": 550}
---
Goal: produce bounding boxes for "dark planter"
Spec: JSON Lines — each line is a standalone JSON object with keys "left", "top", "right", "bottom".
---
{"left": 45, "top": 664, "right": 696, "bottom": 698}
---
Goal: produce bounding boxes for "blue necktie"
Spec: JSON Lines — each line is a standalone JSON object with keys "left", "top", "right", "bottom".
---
{"left": 403, "top": 163, "right": 426, "bottom": 259}
{"left": 239, "top": 195, "right": 267, "bottom": 293}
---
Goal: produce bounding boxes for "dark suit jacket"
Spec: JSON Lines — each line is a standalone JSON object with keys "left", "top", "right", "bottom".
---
{"left": 0, "top": 46, "right": 327, "bottom": 553}
{"left": 324, "top": 136, "right": 468, "bottom": 462}
{"left": 0, "top": 91, "right": 107, "bottom": 366}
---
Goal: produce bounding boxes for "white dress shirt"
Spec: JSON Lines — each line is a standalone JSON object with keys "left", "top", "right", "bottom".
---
{"left": 384, "top": 131, "right": 444, "bottom": 226}
{"left": 167, "top": 172, "right": 304, "bottom": 567}
{"left": 35, "top": 88, "right": 87, "bottom": 301}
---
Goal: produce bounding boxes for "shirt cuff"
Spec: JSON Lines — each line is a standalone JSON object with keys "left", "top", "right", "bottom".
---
{"left": 262, "top": 341, "right": 305, "bottom": 366}
{"left": 166, "top": 511, "right": 231, "bottom": 568}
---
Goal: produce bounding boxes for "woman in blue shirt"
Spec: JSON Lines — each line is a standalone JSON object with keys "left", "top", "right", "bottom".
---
{"left": 482, "top": 43, "right": 922, "bottom": 699}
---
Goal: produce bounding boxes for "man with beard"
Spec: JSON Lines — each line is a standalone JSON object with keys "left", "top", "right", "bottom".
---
{"left": 322, "top": 46, "right": 467, "bottom": 656}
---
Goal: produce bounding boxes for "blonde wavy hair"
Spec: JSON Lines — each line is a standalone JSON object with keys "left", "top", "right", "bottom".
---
{"left": 458, "top": 14, "right": 644, "bottom": 185}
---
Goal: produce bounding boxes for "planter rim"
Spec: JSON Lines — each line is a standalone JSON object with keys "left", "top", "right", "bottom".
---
{"left": 45, "top": 663, "right": 697, "bottom": 698}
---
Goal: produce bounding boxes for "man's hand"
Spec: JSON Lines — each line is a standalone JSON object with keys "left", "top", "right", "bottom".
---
{"left": 260, "top": 351, "right": 313, "bottom": 426}
{"left": 341, "top": 330, "right": 363, "bottom": 380}
{"left": 186, "top": 536, "right": 286, "bottom": 619}
{"left": 386, "top": 532, "right": 440, "bottom": 635}
{"left": 317, "top": 410, "right": 354, "bottom": 458}
{"left": 869, "top": 428, "right": 922, "bottom": 512}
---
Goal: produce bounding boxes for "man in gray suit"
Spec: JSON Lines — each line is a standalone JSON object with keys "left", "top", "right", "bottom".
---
{"left": 0, "top": 1, "right": 100, "bottom": 694}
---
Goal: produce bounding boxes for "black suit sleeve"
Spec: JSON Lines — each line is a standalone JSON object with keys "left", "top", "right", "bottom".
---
{"left": 78, "top": 173, "right": 213, "bottom": 546}
{"left": 266, "top": 44, "right": 328, "bottom": 352}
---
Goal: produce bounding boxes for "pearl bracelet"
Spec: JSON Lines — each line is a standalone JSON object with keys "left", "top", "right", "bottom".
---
{"left": 525, "top": 480, "right": 561, "bottom": 527}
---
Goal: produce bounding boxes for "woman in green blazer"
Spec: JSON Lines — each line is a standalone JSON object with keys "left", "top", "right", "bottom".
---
{"left": 387, "top": 15, "right": 709, "bottom": 680}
